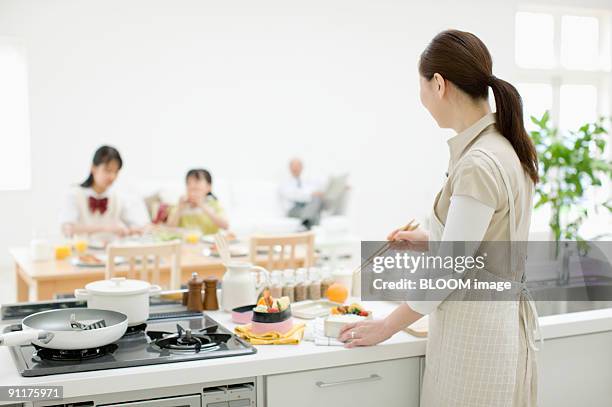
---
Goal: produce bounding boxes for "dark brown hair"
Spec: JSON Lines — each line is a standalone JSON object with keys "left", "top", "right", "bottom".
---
{"left": 186, "top": 168, "right": 216, "bottom": 199}
{"left": 81, "top": 145, "right": 123, "bottom": 187}
{"left": 419, "top": 29, "right": 539, "bottom": 183}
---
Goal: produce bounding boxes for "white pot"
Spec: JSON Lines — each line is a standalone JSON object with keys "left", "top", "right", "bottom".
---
{"left": 74, "top": 277, "right": 162, "bottom": 326}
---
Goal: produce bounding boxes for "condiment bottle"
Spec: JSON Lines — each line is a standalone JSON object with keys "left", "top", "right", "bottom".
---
{"left": 294, "top": 268, "right": 308, "bottom": 302}
{"left": 307, "top": 267, "right": 322, "bottom": 300}
{"left": 202, "top": 276, "right": 219, "bottom": 310}
{"left": 320, "top": 266, "right": 334, "bottom": 298}
{"left": 281, "top": 269, "right": 295, "bottom": 302}
{"left": 186, "top": 272, "right": 204, "bottom": 312}
{"left": 269, "top": 270, "right": 283, "bottom": 298}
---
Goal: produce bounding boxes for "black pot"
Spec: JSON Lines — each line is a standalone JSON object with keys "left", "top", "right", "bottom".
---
{"left": 251, "top": 306, "right": 292, "bottom": 323}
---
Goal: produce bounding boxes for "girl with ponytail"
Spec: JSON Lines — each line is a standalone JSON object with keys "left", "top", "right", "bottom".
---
{"left": 338, "top": 30, "right": 539, "bottom": 406}
{"left": 60, "top": 145, "right": 147, "bottom": 237}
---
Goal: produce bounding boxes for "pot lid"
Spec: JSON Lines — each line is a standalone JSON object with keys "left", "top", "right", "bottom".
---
{"left": 84, "top": 277, "right": 151, "bottom": 296}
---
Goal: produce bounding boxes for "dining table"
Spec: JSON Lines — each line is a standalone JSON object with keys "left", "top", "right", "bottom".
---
{"left": 9, "top": 241, "right": 308, "bottom": 302}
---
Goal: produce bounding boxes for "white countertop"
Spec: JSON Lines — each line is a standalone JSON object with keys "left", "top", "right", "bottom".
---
{"left": 1, "top": 302, "right": 612, "bottom": 404}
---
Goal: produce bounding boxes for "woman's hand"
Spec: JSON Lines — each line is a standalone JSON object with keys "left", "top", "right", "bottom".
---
{"left": 387, "top": 226, "right": 430, "bottom": 251}
{"left": 338, "top": 319, "right": 393, "bottom": 348}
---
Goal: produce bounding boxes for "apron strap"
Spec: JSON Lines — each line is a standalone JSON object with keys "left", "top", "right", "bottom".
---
{"left": 469, "top": 148, "right": 543, "bottom": 350}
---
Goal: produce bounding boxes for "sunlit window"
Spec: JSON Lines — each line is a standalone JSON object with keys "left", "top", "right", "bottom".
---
{"left": 515, "top": 8, "right": 611, "bottom": 237}
{"left": 514, "top": 9, "right": 609, "bottom": 131}
{"left": 515, "top": 12, "right": 555, "bottom": 69}
{"left": 561, "top": 15, "right": 600, "bottom": 70}
{"left": 0, "top": 38, "right": 31, "bottom": 190}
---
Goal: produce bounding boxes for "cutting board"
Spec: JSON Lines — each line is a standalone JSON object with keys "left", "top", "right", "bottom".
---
{"left": 403, "top": 315, "right": 429, "bottom": 338}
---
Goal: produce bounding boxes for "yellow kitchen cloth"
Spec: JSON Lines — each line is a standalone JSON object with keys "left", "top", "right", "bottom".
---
{"left": 234, "top": 322, "right": 305, "bottom": 345}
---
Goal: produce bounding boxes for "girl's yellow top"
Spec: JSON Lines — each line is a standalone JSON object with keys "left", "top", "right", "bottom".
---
{"left": 170, "top": 197, "right": 225, "bottom": 235}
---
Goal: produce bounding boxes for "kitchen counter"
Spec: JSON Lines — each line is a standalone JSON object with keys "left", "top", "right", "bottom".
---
{"left": 1, "top": 301, "right": 612, "bottom": 405}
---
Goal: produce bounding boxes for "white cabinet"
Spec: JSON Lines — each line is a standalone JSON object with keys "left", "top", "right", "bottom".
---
{"left": 538, "top": 330, "right": 612, "bottom": 407}
{"left": 266, "top": 358, "right": 420, "bottom": 407}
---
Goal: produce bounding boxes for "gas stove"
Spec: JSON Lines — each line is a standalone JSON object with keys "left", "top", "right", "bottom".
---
{"left": 2, "top": 302, "right": 256, "bottom": 377}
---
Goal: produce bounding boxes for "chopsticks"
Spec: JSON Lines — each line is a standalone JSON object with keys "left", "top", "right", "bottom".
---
{"left": 352, "top": 219, "right": 420, "bottom": 275}
{"left": 214, "top": 232, "right": 232, "bottom": 265}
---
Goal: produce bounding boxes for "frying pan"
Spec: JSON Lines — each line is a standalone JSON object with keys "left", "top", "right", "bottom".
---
{"left": 0, "top": 308, "right": 128, "bottom": 350}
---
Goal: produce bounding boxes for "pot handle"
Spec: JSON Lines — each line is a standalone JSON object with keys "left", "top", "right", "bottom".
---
{"left": 74, "top": 288, "right": 90, "bottom": 299}
{"left": 252, "top": 266, "right": 270, "bottom": 291}
{"left": 149, "top": 285, "right": 162, "bottom": 296}
{"left": 0, "top": 329, "right": 53, "bottom": 346}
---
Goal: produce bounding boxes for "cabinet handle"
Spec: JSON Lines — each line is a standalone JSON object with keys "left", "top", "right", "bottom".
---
{"left": 315, "top": 374, "right": 382, "bottom": 388}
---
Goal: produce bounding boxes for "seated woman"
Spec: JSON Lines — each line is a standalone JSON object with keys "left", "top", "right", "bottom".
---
{"left": 166, "top": 169, "right": 229, "bottom": 234}
{"left": 60, "top": 145, "right": 147, "bottom": 237}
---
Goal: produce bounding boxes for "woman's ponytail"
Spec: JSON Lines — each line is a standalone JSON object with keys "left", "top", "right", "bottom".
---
{"left": 419, "top": 29, "right": 539, "bottom": 184}
{"left": 488, "top": 76, "right": 539, "bottom": 183}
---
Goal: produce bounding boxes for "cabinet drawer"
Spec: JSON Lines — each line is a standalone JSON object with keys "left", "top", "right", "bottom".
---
{"left": 266, "top": 358, "right": 419, "bottom": 407}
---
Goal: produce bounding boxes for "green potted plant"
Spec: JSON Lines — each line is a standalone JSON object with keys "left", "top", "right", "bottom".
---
{"left": 530, "top": 111, "right": 612, "bottom": 256}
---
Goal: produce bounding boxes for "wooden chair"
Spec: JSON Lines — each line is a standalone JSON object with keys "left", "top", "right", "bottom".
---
{"left": 106, "top": 241, "right": 182, "bottom": 289}
{"left": 249, "top": 232, "right": 315, "bottom": 270}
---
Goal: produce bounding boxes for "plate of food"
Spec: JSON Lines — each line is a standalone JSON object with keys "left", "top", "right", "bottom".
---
{"left": 71, "top": 254, "right": 126, "bottom": 268}
{"left": 201, "top": 231, "right": 238, "bottom": 245}
{"left": 207, "top": 244, "right": 249, "bottom": 258}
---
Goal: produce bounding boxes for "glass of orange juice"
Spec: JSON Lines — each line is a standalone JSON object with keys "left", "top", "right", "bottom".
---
{"left": 184, "top": 229, "right": 202, "bottom": 244}
{"left": 73, "top": 234, "right": 89, "bottom": 254}
{"left": 55, "top": 242, "right": 72, "bottom": 260}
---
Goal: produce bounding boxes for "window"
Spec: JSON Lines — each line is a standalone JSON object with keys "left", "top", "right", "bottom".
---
{"left": 514, "top": 7, "right": 611, "bottom": 131}
{"left": 515, "top": 12, "right": 555, "bottom": 69}
{"left": 0, "top": 37, "right": 31, "bottom": 190}
{"left": 561, "top": 15, "right": 600, "bottom": 70}
{"left": 515, "top": 7, "right": 612, "bottom": 237}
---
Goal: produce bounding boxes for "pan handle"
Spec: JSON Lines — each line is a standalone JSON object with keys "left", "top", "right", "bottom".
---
{"left": 0, "top": 330, "right": 54, "bottom": 346}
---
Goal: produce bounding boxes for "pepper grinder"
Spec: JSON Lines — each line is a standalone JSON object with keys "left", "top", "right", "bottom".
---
{"left": 202, "top": 277, "right": 219, "bottom": 311}
{"left": 187, "top": 272, "right": 204, "bottom": 312}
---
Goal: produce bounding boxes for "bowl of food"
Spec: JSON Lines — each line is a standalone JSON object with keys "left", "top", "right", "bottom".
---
{"left": 324, "top": 303, "right": 372, "bottom": 338}
{"left": 250, "top": 292, "right": 293, "bottom": 334}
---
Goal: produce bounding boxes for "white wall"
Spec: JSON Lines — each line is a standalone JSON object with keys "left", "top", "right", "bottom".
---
{"left": 0, "top": 0, "right": 609, "bottom": 267}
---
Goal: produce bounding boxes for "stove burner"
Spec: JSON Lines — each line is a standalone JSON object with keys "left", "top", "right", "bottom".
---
{"left": 124, "top": 323, "right": 147, "bottom": 336}
{"left": 33, "top": 343, "right": 118, "bottom": 362}
{"left": 147, "top": 324, "right": 230, "bottom": 353}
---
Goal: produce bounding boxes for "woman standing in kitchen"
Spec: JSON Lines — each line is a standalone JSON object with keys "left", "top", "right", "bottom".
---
{"left": 339, "top": 30, "right": 540, "bottom": 407}
{"left": 60, "top": 145, "right": 148, "bottom": 237}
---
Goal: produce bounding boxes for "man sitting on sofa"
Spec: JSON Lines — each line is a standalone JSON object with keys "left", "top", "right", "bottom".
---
{"left": 278, "top": 158, "right": 326, "bottom": 229}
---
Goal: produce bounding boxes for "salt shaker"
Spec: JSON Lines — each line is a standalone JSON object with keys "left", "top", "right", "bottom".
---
{"left": 307, "top": 267, "right": 322, "bottom": 300}
{"left": 202, "top": 277, "right": 219, "bottom": 310}
{"left": 294, "top": 268, "right": 308, "bottom": 302}
{"left": 186, "top": 272, "right": 204, "bottom": 312}
{"left": 320, "top": 266, "right": 334, "bottom": 298}
{"left": 281, "top": 269, "right": 296, "bottom": 302}
{"left": 269, "top": 270, "right": 283, "bottom": 298}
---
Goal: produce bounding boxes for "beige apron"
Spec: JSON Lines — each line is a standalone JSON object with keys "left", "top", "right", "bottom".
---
{"left": 420, "top": 148, "right": 541, "bottom": 407}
